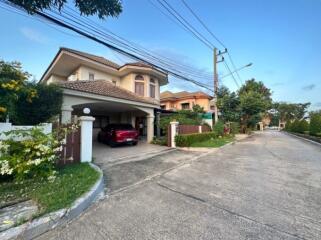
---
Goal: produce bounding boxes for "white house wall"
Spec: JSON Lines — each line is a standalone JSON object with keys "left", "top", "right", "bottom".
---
{"left": 47, "top": 74, "right": 67, "bottom": 84}
{"left": 77, "top": 65, "right": 120, "bottom": 83}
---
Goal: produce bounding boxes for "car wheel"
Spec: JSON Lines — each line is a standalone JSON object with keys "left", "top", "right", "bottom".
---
{"left": 97, "top": 135, "right": 102, "bottom": 143}
{"left": 132, "top": 142, "right": 138, "bottom": 146}
{"left": 109, "top": 141, "right": 117, "bottom": 147}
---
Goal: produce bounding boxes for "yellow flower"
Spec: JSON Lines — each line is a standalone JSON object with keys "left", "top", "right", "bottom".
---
{"left": 0, "top": 107, "right": 7, "bottom": 113}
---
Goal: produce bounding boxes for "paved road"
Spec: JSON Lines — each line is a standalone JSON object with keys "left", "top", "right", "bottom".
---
{"left": 37, "top": 131, "right": 321, "bottom": 240}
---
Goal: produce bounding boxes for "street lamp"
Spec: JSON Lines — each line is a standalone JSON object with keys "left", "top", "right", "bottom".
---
{"left": 204, "top": 63, "right": 253, "bottom": 89}
{"left": 220, "top": 63, "right": 253, "bottom": 79}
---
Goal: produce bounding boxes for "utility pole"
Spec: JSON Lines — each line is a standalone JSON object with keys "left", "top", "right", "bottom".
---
{"left": 213, "top": 48, "right": 226, "bottom": 124}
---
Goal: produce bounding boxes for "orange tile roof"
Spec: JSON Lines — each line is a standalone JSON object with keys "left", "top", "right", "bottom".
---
{"left": 160, "top": 90, "right": 212, "bottom": 100}
{"left": 58, "top": 80, "right": 159, "bottom": 105}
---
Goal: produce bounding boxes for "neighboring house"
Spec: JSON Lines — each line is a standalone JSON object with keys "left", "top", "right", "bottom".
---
{"left": 160, "top": 91, "right": 213, "bottom": 112}
{"left": 40, "top": 47, "right": 168, "bottom": 142}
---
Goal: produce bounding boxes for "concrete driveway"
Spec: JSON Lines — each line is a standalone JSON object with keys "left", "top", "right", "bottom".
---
{"left": 37, "top": 131, "right": 321, "bottom": 239}
{"left": 93, "top": 141, "right": 170, "bottom": 165}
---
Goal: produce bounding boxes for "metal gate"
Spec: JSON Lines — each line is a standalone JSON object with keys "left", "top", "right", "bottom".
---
{"left": 56, "top": 124, "right": 81, "bottom": 166}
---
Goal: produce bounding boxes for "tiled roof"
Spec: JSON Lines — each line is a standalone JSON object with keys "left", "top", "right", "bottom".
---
{"left": 58, "top": 80, "right": 159, "bottom": 105}
{"left": 61, "top": 47, "right": 120, "bottom": 69}
{"left": 61, "top": 48, "right": 165, "bottom": 74}
{"left": 160, "top": 91, "right": 212, "bottom": 100}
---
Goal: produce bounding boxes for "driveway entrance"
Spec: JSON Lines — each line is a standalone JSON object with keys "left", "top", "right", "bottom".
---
{"left": 93, "top": 141, "right": 170, "bottom": 166}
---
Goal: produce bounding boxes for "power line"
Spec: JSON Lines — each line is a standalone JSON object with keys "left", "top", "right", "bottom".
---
{"left": 223, "top": 60, "right": 239, "bottom": 88}
{"left": 63, "top": 6, "right": 214, "bottom": 79}
{"left": 155, "top": 0, "right": 215, "bottom": 50}
{"left": 180, "top": 0, "right": 243, "bottom": 85}
{"left": 60, "top": 7, "right": 214, "bottom": 81}
{"left": 0, "top": 4, "right": 83, "bottom": 38}
{"left": 1, "top": 0, "right": 213, "bottom": 91}
{"left": 180, "top": 0, "right": 225, "bottom": 48}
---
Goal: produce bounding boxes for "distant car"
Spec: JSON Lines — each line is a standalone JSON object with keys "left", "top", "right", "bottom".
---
{"left": 97, "top": 124, "right": 139, "bottom": 147}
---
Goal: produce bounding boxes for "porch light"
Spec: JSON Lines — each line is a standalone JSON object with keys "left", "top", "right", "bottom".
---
{"left": 83, "top": 108, "right": 91, "bottom": 115}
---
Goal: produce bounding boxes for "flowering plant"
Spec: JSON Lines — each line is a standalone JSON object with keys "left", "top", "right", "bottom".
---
{"left": 0, "top": 127, "right": 60, "bottom": 181}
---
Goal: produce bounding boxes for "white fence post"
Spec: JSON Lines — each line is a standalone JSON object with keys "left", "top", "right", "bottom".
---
{"left": 170, "top": 121, "right": 179, "bottom": 148}
{"left": 198, "top": 125, "right": 202, "bottom": 133}
{"left": 79, "top": 116, "right": 95, "bottom": 163}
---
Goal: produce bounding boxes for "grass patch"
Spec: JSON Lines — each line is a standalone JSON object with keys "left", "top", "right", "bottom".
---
{"left": 0, "top": 163, "right": 100, "bottom": 215}
{"left": 190, "top": 136, "right": 234, "bottom": 148}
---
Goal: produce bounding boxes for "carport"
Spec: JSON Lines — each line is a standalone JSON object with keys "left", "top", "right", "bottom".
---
{"left": 59, "top": 80, "right": 158, "bottom": 143}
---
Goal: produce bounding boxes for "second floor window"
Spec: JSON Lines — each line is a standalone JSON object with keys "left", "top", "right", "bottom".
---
{"left": 135, "top": 74, "right": 144, "bottom": 96}
{"left": 89, "top": 72, "right": 95, "bottom": 81}
{"left": 150, "top": 78, "right": 156, "bottom": 98}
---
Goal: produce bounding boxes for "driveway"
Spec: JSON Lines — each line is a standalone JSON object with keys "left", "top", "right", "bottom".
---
{"left": 37, "top": 131, "right": 321, "bottom": 239}
{"left": 93, "top": 141, "right": 170, "bottom": 165}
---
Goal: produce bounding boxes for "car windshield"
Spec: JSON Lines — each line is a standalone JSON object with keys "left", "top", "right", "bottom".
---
{"left": 106, "top": 124, "right": 134, "bottom": 130}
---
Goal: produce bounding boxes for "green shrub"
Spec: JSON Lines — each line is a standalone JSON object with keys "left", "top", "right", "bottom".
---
{"left": 230, "top": 122, "right": 240, "bottom": 135}
{"left": 213, "top": 120, "right": 225, "bottom": 136}
{"left": 151, "top": 136, "right": 167, "bottom": 146}
{"left": 290, "top": 120, "right": 300, "bottom": 132}
{"left": 175, "top": 132, "right": 218, "bottom": 147}
{"left": 297, "top": 120, "right": 309, "bottom": 134}
{"left": 0, "top": 127, "right": 60, "bottom": 181}
{"left": 284, "top": 121, "right": 292, "bottom": 131}
{"left": 12, "top": 83, "right": 62, "bottom": 125}
{"left": 310, "top": 113, "right": 321, "bottom": 136}
{"left": 160, "top": 110, "right": 202, "bottom": 135}
{"left": 0, "top": 124, "right": 77, "bottom": 181}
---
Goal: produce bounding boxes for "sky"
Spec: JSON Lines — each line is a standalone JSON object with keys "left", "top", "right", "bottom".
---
{"left": 0, "top": 0, "right": 320, "bottom": 110}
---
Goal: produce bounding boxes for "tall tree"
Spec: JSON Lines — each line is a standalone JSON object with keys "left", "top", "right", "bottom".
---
{"left": 274, "top": 102, "right": 310, "bottom": 122}
{"left": 217, "top": 86, "right": 240, "bottom": 122}
{"left": 0, "top": 60, "right": 35, "bottom": 120}
{"left": 238, "top": 79, "right": 272, "bottom": 131}
{"left": 9, "top": 0, "right": 122, "bottom": 19}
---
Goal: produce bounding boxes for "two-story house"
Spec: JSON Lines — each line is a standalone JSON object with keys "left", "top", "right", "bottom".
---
{"left": 40, "top": 47, "right": 168, "bottom": 142}
{"left": 160, "top": 91, "right": 213, "bottom": 112}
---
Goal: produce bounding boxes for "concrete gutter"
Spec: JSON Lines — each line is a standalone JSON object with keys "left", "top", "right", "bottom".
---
{"left": 0, "top": 163, "right": 104, "bottom": 240}
{"left": 283, "top": 131, "right": 321, "bottom": 147}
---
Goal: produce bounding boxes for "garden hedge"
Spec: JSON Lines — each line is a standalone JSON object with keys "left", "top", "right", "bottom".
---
{"left": 310, "top": 113, "right": 321, "bottom": 136}
{"left": 175, "top": 132, "right": 218, "bottom": 147}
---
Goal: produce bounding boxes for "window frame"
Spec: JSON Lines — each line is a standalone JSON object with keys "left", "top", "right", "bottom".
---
{"left": 135, "top": 74, "right": 145, "bottom": 96}
{"left": 181, "top": 103, "right": 190, "bottom": 110}
{"left": 89, "top": 72, "right": 95, "bottom": 81}
{"left": 149, "top": 78, "right": 156, "bottom": 98}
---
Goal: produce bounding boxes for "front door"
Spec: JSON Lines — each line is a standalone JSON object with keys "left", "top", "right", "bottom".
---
{"left": 135, "top": 117, "right": 147, "bottom": 138}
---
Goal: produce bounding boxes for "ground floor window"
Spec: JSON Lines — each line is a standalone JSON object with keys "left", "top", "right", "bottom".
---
{"left": 181, "top": 103, "right": 190, "bottom": 110}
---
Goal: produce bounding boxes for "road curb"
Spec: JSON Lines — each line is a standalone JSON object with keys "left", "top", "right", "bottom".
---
{"left": 0, "top": 163, "right": 104, "bottom": 240}
{"left": 283, "top": 131, "right": 321, "bottom": 147}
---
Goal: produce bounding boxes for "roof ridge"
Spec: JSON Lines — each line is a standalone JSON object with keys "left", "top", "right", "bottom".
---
{"left": 60, "top": 47, "right": 120, "bottom": 69}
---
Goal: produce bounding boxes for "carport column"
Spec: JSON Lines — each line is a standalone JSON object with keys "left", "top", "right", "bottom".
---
{"left": 170, "top": 121, "right": 179, "bottom": 148}
{"left": 146, "top": 114, "right": 155, "bottom": 143}
{"left": 156, "top": 111, "right": 161, "bottom": 138}
{"left": 61, "top": 105, "right": 73, "bottom": 124}
{"left": 79, "top": 116, "right": 95, "bottom": 163}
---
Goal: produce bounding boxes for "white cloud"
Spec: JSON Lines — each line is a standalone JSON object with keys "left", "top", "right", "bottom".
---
{"left": 20, "top": 27, "right": 48, "bottom": 44}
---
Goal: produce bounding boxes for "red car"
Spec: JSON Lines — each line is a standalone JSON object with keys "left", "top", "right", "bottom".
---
{"left": 97, "top": 124, "right": 139, "bottom": 147}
